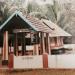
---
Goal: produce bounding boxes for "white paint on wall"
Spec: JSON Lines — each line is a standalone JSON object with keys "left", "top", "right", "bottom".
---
{"left": 48, "top": 55, "right": 56, "bottom": 68}
{"left": 14, "top": 55, "right": 43, "bottom": 69}
{"left": 57, "top": 54, "right": 75, "bottom": 69}
{"left": 14, "top": 53, "right": 75, "bottom": 69}
{"left": 48, "top": 54, "right": 75, "bottom": 69}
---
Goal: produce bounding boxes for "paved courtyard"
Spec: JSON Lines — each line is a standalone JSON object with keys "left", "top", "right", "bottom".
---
{"left": 0, "top": 69, "right": 75, "bottom": 75}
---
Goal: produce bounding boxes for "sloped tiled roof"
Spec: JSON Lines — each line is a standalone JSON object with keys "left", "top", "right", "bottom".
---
{"left": 0, "top": 11, "right": 52, "bottom": 33}
{"left": 42, "top": 19, "right": 71, "bottom": 37}
{"left": 0, "top": 11, "right": 71, "bottom": 37}
{"left": 26, "top": 15, "right": 52, "bottom": 33}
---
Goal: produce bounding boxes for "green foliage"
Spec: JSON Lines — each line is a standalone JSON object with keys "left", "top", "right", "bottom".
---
{"left": 27, "top": 1, "right": 42, "bottom": 13}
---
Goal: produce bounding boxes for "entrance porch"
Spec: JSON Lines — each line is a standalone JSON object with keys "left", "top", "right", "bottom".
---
{"left": 0, "top": 11, "right": 52, "bottom": 69}
{"left": 2, "top": 30, "right": 51, "bottom": 69}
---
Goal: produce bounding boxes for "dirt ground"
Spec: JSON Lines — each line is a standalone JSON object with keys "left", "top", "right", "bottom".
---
{"left": 0, "top": 69, "right": 75, "bottom": 75}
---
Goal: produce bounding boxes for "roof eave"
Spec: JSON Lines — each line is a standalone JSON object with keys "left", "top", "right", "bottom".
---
{"left": 0, "top": 11, "right": 39, "bottom": 32}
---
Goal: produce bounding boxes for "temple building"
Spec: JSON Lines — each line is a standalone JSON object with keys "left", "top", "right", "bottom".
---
{"left": 0, "top": 11, "right": 71, "bottom": 69}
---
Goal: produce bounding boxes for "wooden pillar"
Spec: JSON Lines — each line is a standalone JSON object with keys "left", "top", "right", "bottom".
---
{"left": 22, "top": 34, "right": 24, "bottom": 55}
{"left": 24, "top": 33, "right": 26, "bottom": 55}
{"left": 34, "top": 45, "right": 39, "bottom": 55}
{"left": 57, "top": 37, "right": 63, "bottom": 46}
{"left": 22, "top": 33, "right": 26, "bottom": 55}
{"left": 10, "top": 41, "right": 13, "bottom": 53}
{"left": 40, "top": 32, "right": 45, "bottom": 54}
{"left": 57, "top": 37, "right": 59, "bottom": 46}
{"left": 33, "top": 33, "right": 39, "bottom": 55}
{"left": 40, "top": 32, "right": 48, "bottom": 68}
{"left": 46, "top": 33, "right": 51, "bottom": 54}
{"left": 2, "top": 31, "right": 8, "bottom": 65}
{"left": 14, "top": 33, "right": 18, "bottom": 56}
{"left": 14, "top": 34, "right": 16, "bottom": 55}
{"left": 36, "top": 45, "right": 39, "bottom": 55}
{"left": 61, "top": 37, "right": 63, "bottom": 46}
{"left": 46, "top": 33, "right": 48, "bottom": 53}
{"left": 35, "top": 33, "right": 39, "bottom": 55}
{"left": 43, "top": 53, "right": 48, "bottom": 68}
{"left": 56, "top": 37, "right": 58, "bottom": 46}
{"left": 51, "top": 38, "right": 55, "bottom": 47}
{"left": 43, "top": 33, "right": 48, "bottom": 68}
{"left": 49, "top": 37, "right": 51, "bottom": 54}
{"left": 33, "top": 33, "right": 36, "bottom": 55}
